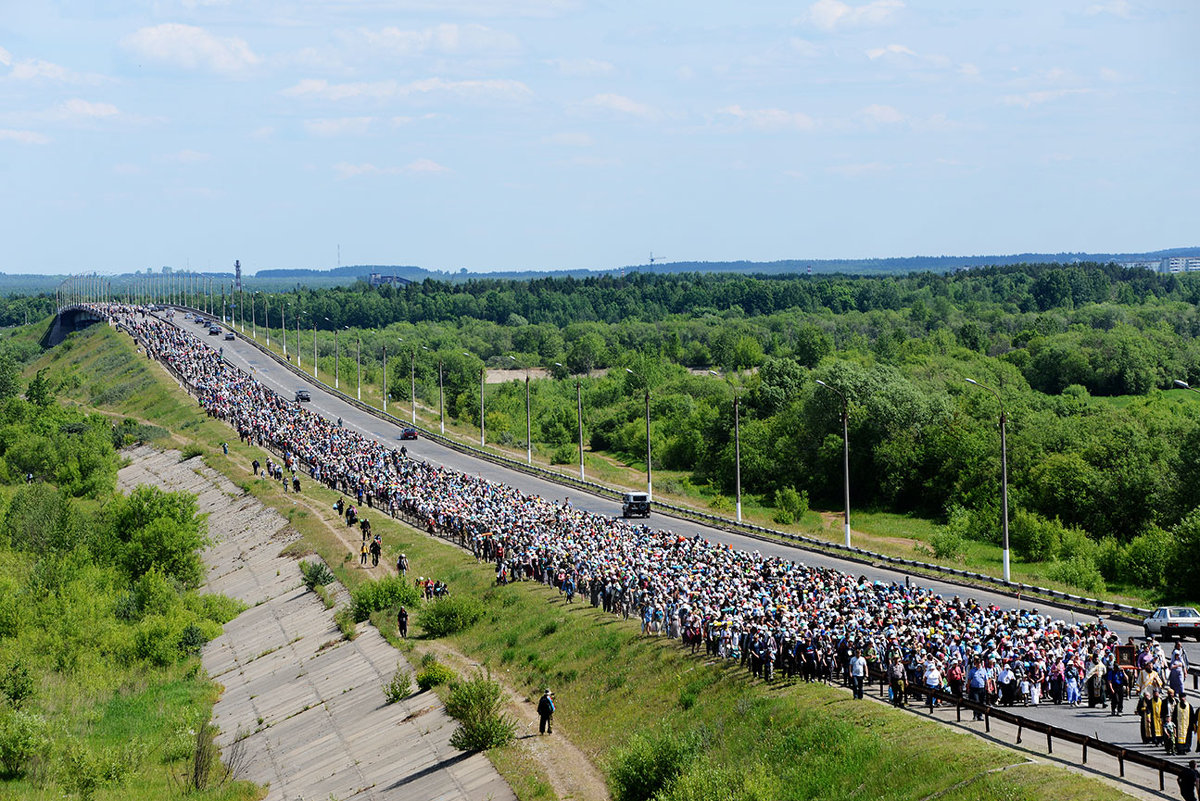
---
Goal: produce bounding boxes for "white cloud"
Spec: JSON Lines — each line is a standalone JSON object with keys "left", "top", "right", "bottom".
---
{"left": 809, "top": 0, "right": 904, "bottom": 31}
{"left": 354, "top": 23, "right": 520, "bottom": 57}
{"left": 563, "top": 155, "right": 620, "bottom": 168}
{"left": 789, "top": 38, "right": 822, "bottom": 58}
{"left": 121, "top": 24, "right": 260, "bottom": 76}
{"left": 860, "top": 103, "right": 904, "bottom": 124}
{"left": 333, "top": 159, "right": 449, "bottom": 179}
{"left": 542, "top": 132, "right": 594, "bottom": 146}
{"left": 0, "top": 128, "right": 50, "bottom": 145}
{"left": 1001, "top": 88, "right": 1090, "bottom": 108}
{"left": 283, "top": 77, "right": 532, "bottom": 104}
{"left": 577, "top": 93, "right": 659, "bottom": 120}
{"left": 341, "top": 0, "right": 576, "bottom": 17}
{"left": 250, "top": 126, "right": 275, "bottom": 140}
{"left": 866, "top": 43, "right": 915, "bottom": 59}
{"left": 113, "top": 163, "right": 143, "bottom": 175}
{"left": 1086, "top": 0, "right": 1133, "bottom": 17}
{"left": 0, "top": 46, "right": 11, "bottom": 67}
{"left": 719, "top": 104, "right": 815, "bottom": 132}
{"left": 55, "top": 98, "right": 119, "bottom": 120}
{"left": 959, "top": 63, "right": 980, "bottom": 78}
{"left": 304, "top": 117, "right": 374, "bottom": 137}
{"left": 547, "top": 58, "right": 614, "bottom": 77}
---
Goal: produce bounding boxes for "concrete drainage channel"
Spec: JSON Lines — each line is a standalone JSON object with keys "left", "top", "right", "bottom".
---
{"left": 117, "top": 445, "right": 514, "bottom": 801}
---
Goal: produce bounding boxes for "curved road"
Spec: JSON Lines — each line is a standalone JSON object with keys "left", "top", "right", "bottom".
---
{"left": 155, "top": 310, "right": 1197, "bottom": 764}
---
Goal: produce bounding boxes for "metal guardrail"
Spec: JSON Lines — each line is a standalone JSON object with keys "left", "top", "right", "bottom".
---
{"left": 864, "top": 667, "right": 1188, "bottom": 792}
{"left": 118, "top": 310, "right": 1198, "bottom": 795}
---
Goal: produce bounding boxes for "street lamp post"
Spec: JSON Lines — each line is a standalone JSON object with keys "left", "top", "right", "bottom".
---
{"left": 966, "top": 377, "right": 1010, "bottom": 582}
{"left": 312, "top": 321, "right": 318, "bottom": 378}
{"left": 281, "top": 303, "right": 287, "bottom": 360}
{"left": 1174, "top": 379, "right": 1200, "bottom": 396}
{"left": 356, "top": 333, "right": 361, "bottom": 400}
{"left": 509, "top": 356, "right": 532, "bottom": 465}
{"left": 626, "top": 368, "right": 652, "bottom": 500}
{"left": 251, "top": 292, "right": 257, "bottom": 339}
{"left": 295, "top": 314, "right": 302, "bottom": 370}
{"left": 711, "top": 371, "right": 743, "bottom": 523}
{"left": 264, "top": 295, "right": 270, "bottom": 347}
{"left": 382, "top": 343, "right": 388, "bottom": 412}
{"left": 556, "top": 363, "right": 585, "bottom": 480}
{"left": 467, "top": 353, "right": 484, "bottom": 446}
{"left": 815, "top": 379, "right": 851, "bottom": 547}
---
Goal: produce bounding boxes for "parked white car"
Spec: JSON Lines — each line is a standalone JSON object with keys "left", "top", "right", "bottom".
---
{"left": 1143, "top": 606, "right": 1200, "bottom": 640}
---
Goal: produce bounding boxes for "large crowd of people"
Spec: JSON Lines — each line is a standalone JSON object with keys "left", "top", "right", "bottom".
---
{"left": 104, "top": 304, "right": 1196, "bottom": 760}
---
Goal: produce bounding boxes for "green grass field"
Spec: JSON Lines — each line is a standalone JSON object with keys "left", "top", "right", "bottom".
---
{"left": 29, "top": 320, "right": 1140, "bottom": 801}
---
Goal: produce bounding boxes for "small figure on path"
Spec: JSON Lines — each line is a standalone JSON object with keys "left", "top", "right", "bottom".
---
{"left": 397, "top": 553, "right": 409, "bottom": 577}
{"left": 537, "top": 688, "right": 555, "bottom": 734}
{"left": 252, "top": 458, "right": 260, "bottom": 476}
{"left": 397, "top": 606, "right": 409, "bottom": 638}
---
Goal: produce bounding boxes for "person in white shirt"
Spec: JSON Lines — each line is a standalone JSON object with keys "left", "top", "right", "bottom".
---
{"left": 923, "top": 659, "right": 943, "bottom": 709}
{"left": 850, "top": 651, "right": 867, "bottom": 700}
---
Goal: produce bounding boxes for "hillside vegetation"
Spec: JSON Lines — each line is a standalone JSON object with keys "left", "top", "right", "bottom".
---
{"left": 0, "top": 327, "right": 257, "bottom": 800}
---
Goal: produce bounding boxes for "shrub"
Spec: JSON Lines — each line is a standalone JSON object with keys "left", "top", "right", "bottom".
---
{"left": 1167, "top": 509, "right": 1200, "bottom": 601}
{"left": 299, "top": 560, "right": 335, "bottom": 591}
{"left": 1010, "top": 508, "right": 1060, "bottom": 562}
{"left": 350, "top": 576, "right": 421, "bottom": 622}
{"left": 773, "top": 488, "right": 808, "bottom": 521}
{"left": 416, "top": 661, "right": 456, "bottom": 691}
{"left": 0, "top": 708, "right": 49, "bottom": 778}
{"left": 1047, "top": 556, "right": 1106, "bottom": 595}
{"left": 550, "top": 444, "right": 577, "bottom": 465}
{"left": 1119, "top": 528, "right": 1171, "bottom": 589}
{"left": 929, "top": 528, "right": 965, "bottom": 561}
{"left": 445, "top": 674, "right": 516, "bottom": 751}
{"left": 0, "top": 659, "right": 35, "bottom": 708}
{"left": 417, "top": 596, "right": 485, "bottom": 637}
{"left": 383, "top": 664, "right": 413, "bottom": 704}
{"left": 334, "top": 606, "right": 358, "bottom": 640}
{"left": 609, "top": 729, "right": 703, "bottom": 801}
{"left": 179, "top": 445, "right": 204, "bottom": 461}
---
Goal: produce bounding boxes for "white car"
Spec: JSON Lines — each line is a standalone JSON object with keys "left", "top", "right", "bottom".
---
{"left": 1143, "top": 606, "right": 1200, "bottom": 640}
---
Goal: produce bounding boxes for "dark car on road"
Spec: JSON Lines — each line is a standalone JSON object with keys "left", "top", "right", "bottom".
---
{"left": 295, "top": 389, "right": 311, "bottom": 403}
{"left": 621, "top": 492, "right": 651, "bottom": 518}
{"left": 224, "top": 331, "right": 235, "bottom": 340}
{"left": 208, "top": 326, "right": 220, "bottom": 335}
{"left": 400, "top": 428, "right": 418, "bottom": 440}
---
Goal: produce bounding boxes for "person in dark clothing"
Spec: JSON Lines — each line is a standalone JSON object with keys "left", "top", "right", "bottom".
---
{"left": 369, "top": 536, "right": 381, "bottom": 567}
{"left": 1179, "top": 759, "right": 1198, "bottom": 801}
{"left": 537, "top": 689, "right": 555, "bottom": 734}
{"left": 397, "top": 606, "right": 409, "bottom": 638}
{"left": 252, "top": 458, "right": 260, "bottom": 476}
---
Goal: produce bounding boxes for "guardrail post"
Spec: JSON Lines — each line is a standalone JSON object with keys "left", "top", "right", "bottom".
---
{"left": 1016, "top": 721, "right": 1022, "bottom": 744}
{"left": 1160, "top": 768, "right": 1164, "bottom": 792}
{"left": 1081, "top": 737, "right": 1087, "bottom": 764}
{"left": 956, "top": 701, "right": 961, "bottom": 722}
{"left": 1046, "top": 730, "right": 1052, "bottom": 754}
{"left": 984, "top": 708, "right": 990, "bottom": 733}
{"left": 1118, "top": 749, "right": 1124, "bottom": 777}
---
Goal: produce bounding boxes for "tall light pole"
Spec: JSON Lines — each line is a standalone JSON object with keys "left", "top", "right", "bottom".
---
{"left": 295, "top": 314, "right": 302, "bottom": 370}
{"left": 1175, "top": 379, "right": 1200, "bottom": 397}
{"left": 816, "top": 379, "right": 850, "bottom": 546}
{"left": 437, "top": 353, "right": 445, "bottom": 434}
{"left": 966, "top": 377, "right": 1010, "bottom": 582}
{"left": 467, "top": 352, "right": 483, "bottom": 446}
{"left": 264, "top": 295, "right": 270, "bottom": 347}
{"left": 711, "top": 371, "right": 743, "bottom": 523}
{"left": 509, "top": 356, "right": 532, "bottom": 464}
{"left": 325, "top": 317, "right": 339, "bottom": 389}
{"left": 251, "top": 292, "right": 258, "bottom": 339}
{"left": 557, "top": 362, "right": 585, "bottom": 480}
{"left": 312, "top": 321, "right": 318, "bottom": 378}
{"left": 382, "top": 342, "right": 388, "bottom": 413}
{"left": 356, "top": 331, "right": 361, "bottom": 400}
{"left": 626, "top": 368, "right": 652, "bottom": 500}
{"left": 281, "top": 302, "right": 287, "bottom": 360}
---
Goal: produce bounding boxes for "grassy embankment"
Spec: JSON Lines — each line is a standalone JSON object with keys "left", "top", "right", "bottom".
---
{"left": 35, "top": 320, "right": 1139, "bottom": 801}
{"left": 244, "top": 324, "right": 1159, "bottom": 610}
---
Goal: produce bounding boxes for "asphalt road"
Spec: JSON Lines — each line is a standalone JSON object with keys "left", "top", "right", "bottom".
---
{"left": 156, "top": 310, "right": 1198, "bottom": 763}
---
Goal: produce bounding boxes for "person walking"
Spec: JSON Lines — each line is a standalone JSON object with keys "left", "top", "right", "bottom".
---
{"left": 1178, "top": 759, "right": 1198, "bottom": 801}
{"left": 537, "top": 688, "right": 555, "bottom": 734}
{"left": 849, "top": 650, "right": 867, "bottom": 700}
{"left": 397, "top": 553, "right": 409, "bottom": 577}
{"left": 397, "top": 606, "right": 409, "bottom": 639}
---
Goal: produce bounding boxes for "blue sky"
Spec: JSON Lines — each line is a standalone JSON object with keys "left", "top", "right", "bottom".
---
{"left": 1, "top": 0, "right": 1196, "bottom": 274}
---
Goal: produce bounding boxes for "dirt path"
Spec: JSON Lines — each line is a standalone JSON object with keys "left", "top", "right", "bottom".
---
{"left": 279, "top": 476, "right": 611, "bottom": 801}
{"left": 421, "top": 638, "right": 611, "bottom": 801}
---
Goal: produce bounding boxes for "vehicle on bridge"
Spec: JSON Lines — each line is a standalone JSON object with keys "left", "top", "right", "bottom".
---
{"left": 224, "top": 331, "right": 235, "bottom": 340}
{"left": 1143, "top": 606, "right": 1200, "bottom": 640}
{"left": 295, "top": 389, "right": 311, "bottom": 403}
{"left": 400, "top": 428, "right": 418, "bottom": 440}
{"left": 621, "top": 492, "right": 651, "bottom": 518}
{"left": 208, "top": 326, "right": 220, "bottom": 335}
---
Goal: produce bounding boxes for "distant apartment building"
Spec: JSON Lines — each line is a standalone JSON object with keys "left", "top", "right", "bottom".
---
{"left": 1165, "top": 257, "right": 1200, "bottom": 273}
